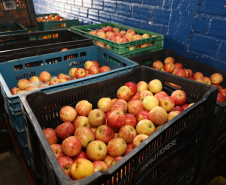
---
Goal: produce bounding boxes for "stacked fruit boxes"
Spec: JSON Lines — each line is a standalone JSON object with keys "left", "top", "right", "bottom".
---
{"left": 20, "top": 66, "right": 217, "bottom": 185}
{"left": 70, "top": 23, "right": 164, "bottom": 58}
{"left": 0, "top": 45, "right": 138, "bottom": 165}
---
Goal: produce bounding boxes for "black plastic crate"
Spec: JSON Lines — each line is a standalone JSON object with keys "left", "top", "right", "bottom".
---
{"left": 0, "top": 29, "right": 93, "bottom": 62}
{"left": 20, "top": 66, "right": 218, "bottom": 185}
{"left": 0, "top": 22, "right": 28, "bottom": 35}
{"left": 129, "top": 49, "right": 226, "bottom": 139}
{"left": 0, "top": 0, "right": 36, "bottom": 27}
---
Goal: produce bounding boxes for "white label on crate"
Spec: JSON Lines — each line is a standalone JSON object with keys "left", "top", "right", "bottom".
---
{"left": 140, "top": 138, "right": 177, "bottom": 173}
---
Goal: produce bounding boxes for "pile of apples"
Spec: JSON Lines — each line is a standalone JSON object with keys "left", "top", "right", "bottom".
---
{"left": 89, "top": 26, "right": 156, "bottom": 50}
{"left": 10, "top": 60, "right": 111, "bottom": 95}
{"left": 153, "top": 57, "right": 226, "bottom": 102}
{"left": 36, "top": 14, "right": 67, "bottom": 22}
{"left": 43, "top": 79, "right": 193, "bottom": 181}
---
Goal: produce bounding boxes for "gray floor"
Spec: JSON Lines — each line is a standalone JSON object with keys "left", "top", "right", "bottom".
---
{"left": 0, "top": 150, "right": 31, "bottom": 185}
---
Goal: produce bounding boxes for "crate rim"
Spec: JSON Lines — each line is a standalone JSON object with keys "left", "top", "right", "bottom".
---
{"left": 19, "top": 66, "right": 218, "bottom": 185}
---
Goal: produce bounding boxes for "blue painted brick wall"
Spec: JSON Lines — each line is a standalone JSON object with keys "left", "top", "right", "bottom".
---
{"left": 33, "top": 0, "right": 226, "bottom": 71}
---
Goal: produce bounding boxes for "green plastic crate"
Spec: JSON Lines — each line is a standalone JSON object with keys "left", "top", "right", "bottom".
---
{"left": 0, "top": 22, "right": 28, "bottom": 35}
{"left": 36, "top": 13, "right": 79, "bottom": 31}
{"left": 71, "top": 22, "right": 164, "bottom": 57}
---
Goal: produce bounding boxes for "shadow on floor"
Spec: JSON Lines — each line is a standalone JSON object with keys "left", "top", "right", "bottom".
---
{"left": 0, "top": 150, "right": 31, "bottom": 185}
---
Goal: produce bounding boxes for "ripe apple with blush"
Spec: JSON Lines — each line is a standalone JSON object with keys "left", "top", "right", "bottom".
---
{"left": 159, "top": 96, "right": 175, "bottom": 112}
{"left": 17, "top": 79, "right": 30, "bottom": 90}
{"left": 217, "top": 93, "right": 224, "bottom": 102}
{"left": 193, "top": 72, "right": 204, "bottom": 80}
{"left": 93, "top": 161, "right": 108, "bottom": 172}
{"left": 74, "top": 127, "right": 95, "bottom": 148}
{"left": 60, "top": 106, "right": 77, "bottom": 123}
{"left": 136, "top": 119, "right": 156, "bottom": 136}
{"left": 118, "top": 125, "right": 137, "bottom": 144}
{"left": 174, "top": 63, "right": 183, "bottom": 69}
{"left": 125, "top": 82, "right": 137, "bottom": 96}
{"left": 148, "top": 79, "right": 163, "bottom": 94}
{"left": 51, "top": 144, "right": 64, "bottom": 158}
{"left": 210, "top": 73, "right": 223, "bottom": 85}
{"left": 164, "top": 62, "right": 175, "bottom": 73}
{"left": 139, "top": 90, "right": 153, "bottom": 101}
{"left": 109, "top": 156, "right": 123, "bottom": 167}
{"left": 136, "top": 110, "right": 149, "bottom": 122}
{"left": 153, "top": 60, "right": 163, "bottom": 70}
{"left": 11, "top": 87, "right": 20, "bottom": 95}
{"left": 133, "top": 134, "right": 148, "bottom": 148}
{"left": 171, "top": 90, "right": 187, "bottom": 106}
{"left": 84, "top": 61, "right": 94, "bottom": 71}
{"left": 137, "top": 81, "right": 148, "bottom": 92}
{"left": 167, "top": 111, "right": 181, "bottom": 122}
{"left": 175, "top": 69, "right": 186, "bottom": 78}
{"left": 86, "top": 140, "right": 107, "bottom": 161}
{"left": 73, "top": 116, "right": 90, "bottom": 129}
{"left": 129, "top": 91, "right": 140, "bottom": 101}
{"left": 29, "top": 76, "right": 40, "bottom": 83}
{"left": 104, "top": 155, "right": 114, "bottom": 167}
{"left": 69, "top": 67, "right": 77, "bottom": 78}
{"left": 88, "top": 109, "right": 106, "bottom": 128}
{"left": 39, "top": 71, "right": 51, "bottom": 83}
{"left": 117, "top": 86, "right": 132, "bottom": 101}
{"left": 125, "top": 113, "right": 137, "bottom": 128}
{"left": 202, "top": 77, "right": 212, "bottom": 85}
{"left": 75, "top": 100, "right": 92, "bottom": 116}
{"left": 149, "top": 106, "right": 168, "bottom": 126}
{"left": 95, "top": 125, "right": 114, "bottom": 144}
{"left": 164, "top": 57, "right": 175, "bottom": 64}
{"left": 62, "top": 136, "right": 82, "bottom": 157}
{"left": 89, "top": 65, "right": 99, "bottom": 75}
{"left": 107, "top": 138, "right": 127, "bottom": 157}
{"left": 154, "top": 91, "right": 168, "bottom": 101}
{"left": 73, "top": 151, "right": 88, "bottom": 161}
{"left": 173, "top": 106, "right": 184, "bottom": 113}
{"left": 124, "top": 143, "right": 133, "bottom": 155}
{"left": 219, "top": 89, "right": 226, "bottom": 101}
{"left": 107, "top": 110, "right": 125, "bottom": 130}
{"left": 99, "top": 66, "right": 111, "bottom": 73}
{"left": 143, "top": 96, "right": 159, "bottom": 111}
{"left": 57, "top": 156, "right": 73, "bottom": 177}
{"left": 127, "top": 100, "right": 144, "bottom": 115}
{"left": 55, "top": 122, "right": 75, "bottom": 140}
{"left": 92, "top": 60, "right": 100, "bottom": 68}
{"left": 75, "top": 68, "right": 86, "bottom": 79}
{"left": 97, "top": 97, "right": 113, "bottom": 112}
{"left": 43, "top": 128, "right": 58, "bottom": 145}
{"left": 57, "top": 73, "right": 67, "bottom": 80}
{"left": 49, "top": 78, "right": 60, "bottom": 85}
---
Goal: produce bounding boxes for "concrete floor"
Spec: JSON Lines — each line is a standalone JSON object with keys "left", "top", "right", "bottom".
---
{"left": 0, "top": 150, "right": 31, "bottom": 185}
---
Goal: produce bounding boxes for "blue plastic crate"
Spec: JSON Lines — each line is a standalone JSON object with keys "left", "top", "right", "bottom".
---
{"left": 0, "top": 45, "right": 138, "bottom": 127}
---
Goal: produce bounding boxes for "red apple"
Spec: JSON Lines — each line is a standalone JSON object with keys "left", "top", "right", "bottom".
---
{"left": 174, "top": 63, "right": 183, "bottom": 69}
{"left": 136, "top": 110, "right": 149, "bottom": 122}
{"left": 93, "top": 161, "right": 108, "bottom": 172}
{"left": 107, "top": 138, "right": 127, "bottom": 157}
{"left": 70, "top": 158, "right": 94, "bottom": 180}
{"left": 171, "top": 90, "right": 187, "bottom": 106}
{"left": 11, "top": 87, "right": 20, "bottom": 95}
{"left": 57, "top": 73, "right": 67, "bottom": 80}
{"left": 17, "top": 79, "right": 31, "bottom": 90}
{"left": 124, "top": 143, "right": 133, "bottom": 155}
{"left": 39, "top": 71, "right": 51, "bottom": 83}
{"left": 113, "top": 27, "right": 120, "bottom": 33}
{"left": 167, "top": 111, "right": 181, "bottom": 121}
{"left": 49, "top": 78, "right": 60, "bottom": 85}
{"left": 127, "top": 29, "right": 136, "bottom": 35}
{"left": 164, "top": 57, "right": 175, "bottom": 64}
{"left": 107, "top": 110, "right": 125, "bottom": 131}
{"left": 125, "top": 82, "right": 137, "bottom": 96}
{"left": 58, "top": 156, "right": 73, "bottom": 177}
{"left": 84, "top": 61, "right": 94, "bottom": 71}
{"left": 154, "top": 91, "right": 168, "bottom": 101}
{"left": 99, "top": 66, "right": 111, "bottom": 73}
{"left": 187, "top": 69, "right": 193, "bottom": 78}
{"left": 86, "top": 140, "right": 107, "bottom": 161}
{"left": 106, "top": 26, "right": 113, "bottom": 32}
{"left": 95, "top": 125, "right": 114, "bottom": 144}
{"left": 51, "top": 144, "right": 64, "bottom": 158}
{"left": 125, "top": 113, "right": 137, "bottom": 128}
{"left": 74, "top": 127, "right": 95, "bottom": 148}
{"left": 193, "top": 72, "right": 204, "bottom": 80}
{"left": 210, "top": 73, "right": 223, "bottom": 85}
{"left": 111, "top": 101, "right": 127, "bottom": 113}
{"left": 173, "top": 106, "right": 184, "bottom": 112}
{"left": 74, "top": 68, "right": 86, "bottom": 79}
{"left": 60, "top": 106, "right": 77, "bottom": 122}
{"left": 153, "top": 60, "right": 163, "bottom": 70}
{"left": 55, "top": 122, "right": 75, "bottom": 140}
{"left": 159, "top": 96, "right": 175, "bottom": 112}
{"left": 126, "top": 33, "right": 135, "bottom": 41}
{"left": 92, "top": 60, "right": 100, "bottom": 68}
{"left": 136, "top": 119, "right": 156, "bottom": 136}
{"left": 137, "top": 81, "right": 148, "bottom": 92}
{"left": 117, "top": 86, "right": 132, "bottom": 101}
{"left": 73, "top": 151, "right": 88, "bottom": 161}
{"left": 164, "top": 62, "right": 175, "bottom": 73}
{"left": 88, "top": 109, "right": 106, "bottom": 128}
{"left": 217, "top": 93, "right": 224, "bottom": 102}
{"left": 43, "top": 128, "right": 58, "bottom": 145}
{"left": 62, "top": 136, "right": 82, "bottom": 157}
{"left": 181, "top": 103, "right": 189, "bottom": 110}
{"left": 109, "top": 156, "right": 123, "bottom": 167}
{"left": 106, "top": 31, "right": 114, "bottom": 38}
{"left": 148, "top": 106, "right": 168, "bottom": 126}
{"left": 139, "top": 90, "right": 153, "bottom": 101}
{"left": 89, "top": 65, "right": 99, "bottom": 75}
{"left": 202, "top": 77, "right": 212, "bottom": 85}
{"left": 129, "top": 91, "right": 140, "bottom": 101}
{"left": 127, "top": 100, "right": 144, "bottom": 115}
{"left": 219, "top": 89, "right": 226, "bottom": 101}
{"left": 75, "top": 100, "right": 92, "bottom": 116}
{"left": 118, "top": 125, "right": 137, "bottom": 144}
{"left": 175, "top": 69, "right": 186, "bottom": 78}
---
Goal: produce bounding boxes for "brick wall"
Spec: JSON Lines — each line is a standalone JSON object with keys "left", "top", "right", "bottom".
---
{"left": 33, "top": 0, "right": 226, "bottom": 71}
